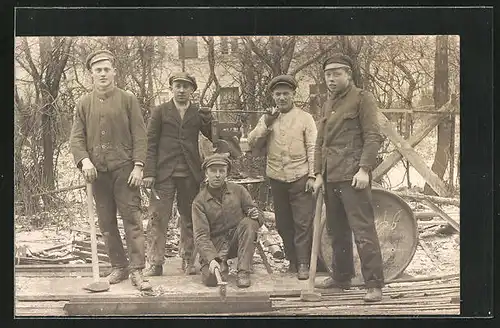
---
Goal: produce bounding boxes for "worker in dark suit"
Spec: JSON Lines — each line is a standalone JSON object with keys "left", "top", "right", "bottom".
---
{"left": 70, "top": 50, "right": 151, "bottom": 291}
{"left": 143, "top": 72, "right": 213, "bottom": 276}
{"left": 312, "top": 53, "right": 385, "bottom": 302}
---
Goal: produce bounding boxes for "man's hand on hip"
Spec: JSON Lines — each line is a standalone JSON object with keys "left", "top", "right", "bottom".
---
{"left": 128, "top": 165, "right": 143, "bottom": 188}
{"left": 352, "top": 168, "right": 370, "bottom": 190}
{"left": 81, "top": 158, "right": 97, "bottom": 183}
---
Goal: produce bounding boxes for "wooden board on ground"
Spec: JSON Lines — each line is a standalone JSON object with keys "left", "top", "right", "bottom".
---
{"left": 15, "top": 257, "right": 460, "bottom": 316}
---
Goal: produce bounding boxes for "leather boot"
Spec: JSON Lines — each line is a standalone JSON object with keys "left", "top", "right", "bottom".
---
{"left": 314, "top": 276, "right": 351, "bottom": 292}
{"left": 182, "top": 258, "right": 197, "bottom": 275}
{"left": 287, "top": 262, "right": 297, "bottom": 273}
{"left": 236, "top": 271, "right": 251, "bottom": 288}
{"left": 297, "top": 264, "right": 310, "bottom": 280}
{"left": 129, "top": 270, "right": 153, "bottom": 291}
{"left": 143, "top": 264, "right": 163, "bottom": 277}
{"left": 363, "top": 287, "right": 383, "bottom": 302}
{"left": 106, "top": 268, "right": 129, "bottom": 284}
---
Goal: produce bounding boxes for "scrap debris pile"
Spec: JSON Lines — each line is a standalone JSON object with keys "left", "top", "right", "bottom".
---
{"left": 15, "top": 188, "right": 459, "bottom": 278}
{"left": 14, "top": 210, "right": 287, "bottom": 270}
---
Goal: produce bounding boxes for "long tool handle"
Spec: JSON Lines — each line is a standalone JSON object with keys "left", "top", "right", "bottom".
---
{"left": 86, "top": 183, "right": 100, "bottom": 282}
{"left": 307, "top": 192, "right": 324, "bottom": 292}
{"left": 214, "top": 267, "right": 223, "bottom": 284}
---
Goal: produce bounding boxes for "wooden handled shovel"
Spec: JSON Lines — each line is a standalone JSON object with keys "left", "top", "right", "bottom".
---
{"left": 83, "top": 183, "right": 110, "bottom": 293}
{"left": 300, "top": 191, "right": 324, "bottom": 302}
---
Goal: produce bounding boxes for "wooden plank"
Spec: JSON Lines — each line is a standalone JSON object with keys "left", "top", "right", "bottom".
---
{"left": 272, "top": 304, "right": 460, "bottom": 316}
{"left": 373, "top": 98, "right": 457, "bottom": 182}
{"left": 15, "top": 263, "right": 111, "bottom": 273}
{"left": 391, "top": 190, "right": 460, "bottom": 207}
{"left": 273, "top": 296, "right": 459, "bottom": 309}
{"left": 377, "top": 112, "right": 451, "bottom": 196}
{"left": 423, "top": 199, "right": 460, "bottom": 232}
{"left": 63, "top": 298, "right": 273, "bottom": 315}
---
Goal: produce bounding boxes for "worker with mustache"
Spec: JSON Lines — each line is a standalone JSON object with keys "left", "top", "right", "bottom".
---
{"left": 248, "top": 75, "right": 317, "bottom": 280}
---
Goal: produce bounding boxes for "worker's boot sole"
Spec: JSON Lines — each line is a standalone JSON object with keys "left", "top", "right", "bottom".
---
{"left": 363, "top": 288, "right": 383, "bottom": 302}
{"left": 107, "top": 269, "right": 129, "bottom": 284}
{"left": 143, "top": 265, "right": 163, "bottom": 277}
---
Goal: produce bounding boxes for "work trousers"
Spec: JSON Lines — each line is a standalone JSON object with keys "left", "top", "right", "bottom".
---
{"left": 324, "top": 181, "right": 384, "bottom": 288}
{"left": 146, "top": 175, "right": 199, "bottom": 265}
{"left": 201, "top": 217, "right": 259, "bottom": 287}
{"left": 269, "top": 175, "right": 314, "bottom": 266}
{"left": 92, "top": 163, "right": 145, "bottom": 271}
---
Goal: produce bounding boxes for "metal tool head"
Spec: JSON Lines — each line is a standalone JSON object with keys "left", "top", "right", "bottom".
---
{"left": 300, "top": 290, "right": 322, "bottom": 302}
{"left": 218, "top": 282, "right": 227, "bottom": 302}
{"left": 83, "top": 280, "right": 110, "bottom": 293}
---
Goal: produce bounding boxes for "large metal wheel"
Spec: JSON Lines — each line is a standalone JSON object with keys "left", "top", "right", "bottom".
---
{"left": 319, "top": 188, "right": 418, "bottom": 281}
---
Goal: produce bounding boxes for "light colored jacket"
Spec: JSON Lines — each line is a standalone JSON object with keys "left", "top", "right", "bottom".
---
{"left": 248, "top": 107, "right": 317, "bottom": 183}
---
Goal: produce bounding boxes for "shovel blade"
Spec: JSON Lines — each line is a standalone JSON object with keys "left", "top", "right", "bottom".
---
{"left": 83, "top": 281, "right": 110, "bottom": 293}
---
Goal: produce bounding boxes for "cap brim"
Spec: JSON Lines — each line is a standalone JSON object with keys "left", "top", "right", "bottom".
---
{"left": 324, "top": 63, "right": 350, "bottom": 71}
{"left": 171, "top": 77, "right": 195, "bottom": 86}
{"left": 271, "top": 81, "right": 296, "bottom": 90}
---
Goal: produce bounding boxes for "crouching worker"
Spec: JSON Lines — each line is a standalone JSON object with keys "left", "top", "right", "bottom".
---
{"left": 192, "top": 153, "right": 264, "bottom": 288}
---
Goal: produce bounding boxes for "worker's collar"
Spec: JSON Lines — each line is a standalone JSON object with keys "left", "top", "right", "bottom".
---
{"left": 173, "top": 98, "right": 191, "bottom": 111}
{"left": 204, "top": 182, "right": 231, "bottom": 201}
{"left": 94, "top": 85, "right": 117, "bottom": 100}
{"left": 329, "top": 83, "right": 352, "bottom": 101}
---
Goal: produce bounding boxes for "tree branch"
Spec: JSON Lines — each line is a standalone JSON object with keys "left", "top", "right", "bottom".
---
{"left": 289, "top": 41, "right": 339, "bottom": 76}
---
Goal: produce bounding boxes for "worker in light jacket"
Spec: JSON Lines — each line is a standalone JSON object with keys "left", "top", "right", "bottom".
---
{"left": 142, "top": 72, "right": 213, "bottom": 276}
{"left": 312, "top": 53, "right": 385, "bottom": 302}
{"left": 248, "top": 75, "right": 317, "bottom": 280}
{"left": 70, "top": 50, "right": 151, "bottom": 291}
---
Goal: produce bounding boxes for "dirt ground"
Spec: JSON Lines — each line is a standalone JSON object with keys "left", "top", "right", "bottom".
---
{"left": 15, "top": 212, "right": 460, "bottom": 279}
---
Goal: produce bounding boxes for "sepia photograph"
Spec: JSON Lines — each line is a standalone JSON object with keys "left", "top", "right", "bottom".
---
{"left": 14, "top": 34, "right": 461, "bottom": 316}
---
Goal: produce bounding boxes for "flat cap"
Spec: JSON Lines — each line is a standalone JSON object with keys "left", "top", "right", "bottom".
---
{"left": 86, "top": 50, "right": 115, "bottom": 70}
{"left": 323, "top": 53, "right": 353, "bottom": 71}
{"left": 169, "top": 72, "right": 198, "bottom": 91}
{"left": 202, "top": 153, "right": 232, "bottom": 172}
{"left": 268, "top": 74, "right": 298, "bottom": 92}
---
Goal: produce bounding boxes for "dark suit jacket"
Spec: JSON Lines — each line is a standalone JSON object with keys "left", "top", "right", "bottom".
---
{"left": 314, "top": 84, "right": 383, "bottom": 182}
{"left": 144, "top": 100, "right": 212, "bottom": 183}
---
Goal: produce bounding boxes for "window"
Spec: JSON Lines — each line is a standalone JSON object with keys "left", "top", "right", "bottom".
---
{"left": 220, "top": 37, "right": 229, "bottom": 54}
{"left": 220, "top": 37, "right": 238, "bottom": 55}
{"left": 218, "top": 87, "right": 240, "bottom": 123}
{"left": 230, "top": 38, "right": 239, "bottom": 53}
{"left": 178, "top": 36, "right": 198, "bottom": 59}
{"left": 219, "top": 87, "right": 240, "bottom": 110}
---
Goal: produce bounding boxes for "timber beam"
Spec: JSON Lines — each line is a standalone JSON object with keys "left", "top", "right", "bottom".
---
{"left": 377, "top": 112, "right": 452, "bottom": 197}
{"left": 373, "top": 97, "right": 458, "bottom": 183}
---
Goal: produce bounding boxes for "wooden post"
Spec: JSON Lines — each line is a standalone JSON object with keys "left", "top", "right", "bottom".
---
{"left": 448, "top": 115, "right": 456, "bottom": 191}
{"left": 404, "top": 110, "right": 411, "bottom": 188}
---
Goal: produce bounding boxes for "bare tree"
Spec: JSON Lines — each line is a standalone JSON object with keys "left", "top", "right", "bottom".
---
{"left": 424, "top": 35, "right": 451, "bottom": 195}
{"left": 15, "top": 36, "right": 74, "bottom": 209}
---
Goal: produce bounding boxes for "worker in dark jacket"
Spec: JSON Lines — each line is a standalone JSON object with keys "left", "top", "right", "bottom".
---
{"left": 312, "top": 53, "right": 385, "bottom": 302}
{"left": 70, "top": 50, "right": 151, "bottom": 291}
{"left": 192, "top": 153, "right": 264, "bottom": 288}
{"left": 143, "top": 72, "right": 213, "bottom": 276}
